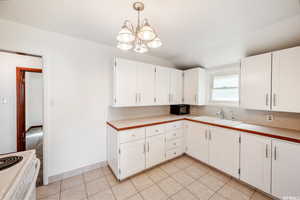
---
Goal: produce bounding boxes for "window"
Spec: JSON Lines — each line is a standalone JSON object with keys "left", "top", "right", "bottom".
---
{"left": 210, "top": 74, "right": 239, "bottom": 102}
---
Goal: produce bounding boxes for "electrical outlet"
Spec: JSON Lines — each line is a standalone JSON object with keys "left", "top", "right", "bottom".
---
{"left": 266, "top": 115, "right": 274, "bottom": 121}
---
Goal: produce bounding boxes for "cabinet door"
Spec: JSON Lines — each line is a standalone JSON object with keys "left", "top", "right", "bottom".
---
{"left": 240, "top": 134, "right": 271, "bottom": 193}
{"left": 185, "top": 122, "right": 209, "bottom": 163}
{"left": 240, "top": 53, "right": 272, "bottom": 110}
{"left": 272, "top": 140, "right": 300, "bottom": 199}
{"left": 136, "top": 62, "right": 155, "bottom": 106}
{"left": 155, "top": 66, "right": 170, "bottom": 105}
{"left": 184, "top": 69, "right": 198, "bottom": 105}
{"left": 119, "top": 140, "right": 145, "bottom": 180}
{"left": 170, "top": 69, "right": 183, "bottom": 104}
{"left": 146, "top": 134, "right": 165, "bottom": 168}
{"left": 114, "top": 58, "right": 137, "bottom": 106}
{"left": 209, "top": 127, "right": 240, "bottom": 178}
{"left": 272, "top": 47, "right": 300, "bottom": 112}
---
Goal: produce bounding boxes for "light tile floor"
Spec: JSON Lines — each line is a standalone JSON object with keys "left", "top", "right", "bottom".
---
{"left": 37, "top": 155, "right": 275, "bottom": 200}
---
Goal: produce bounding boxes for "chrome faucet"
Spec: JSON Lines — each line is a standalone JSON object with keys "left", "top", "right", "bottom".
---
{"left": 216, "top": 109, "right": 225, "bottom": 119}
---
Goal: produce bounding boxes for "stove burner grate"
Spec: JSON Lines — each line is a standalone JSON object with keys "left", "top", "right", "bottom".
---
{"left": 0, "top": 156, "right": 23, "bottom": 171}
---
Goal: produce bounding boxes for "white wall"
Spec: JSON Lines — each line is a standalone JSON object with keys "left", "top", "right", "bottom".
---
{"left": 0, "top": 19, "right": 174, "bottom": 178}
{"left": 0, "top": 52, "right": 42, "bottom": 154}
{"left": 25, "top": 72, "right": 43, "bottom": 130}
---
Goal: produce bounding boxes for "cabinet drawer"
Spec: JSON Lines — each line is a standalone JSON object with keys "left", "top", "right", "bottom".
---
{"left": 165, "top": 121, "right": 183, "bottom": 131}
{"left": 146, "top": 124, "right": 165, "bottom": 137}
{"left": 166, "top": 129, "right": 183, "bottom": 141}
{"left": 166, "top": 138, "right": 182, "bottom": 150}
{"left": 119, "top": 128, "right": 145, "bottom": 143}
{"left": 166, "top": 148, "right": 183, "bottom": 160}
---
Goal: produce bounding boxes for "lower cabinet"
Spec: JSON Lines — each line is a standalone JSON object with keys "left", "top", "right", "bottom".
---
{"left": 146, "top": 134, "right": 165, "bottom": 168}
{"left": 240, "top": 134, "right": 271, "bottom": 193}
{"left": 108, "top": 122, "right": 184, "bottom": 180}
{"left": 119, "top": 139, "right": 146, "bottom": 180}
{"left": 209, "top": 127, "right": 240, "bottom": 178}
{"left": 186, "top": 121, "right": 239, "bottom": 178}
{"left": 109, "top": 119, "right": 300, "bottom": 199}
{"left": 185, "top": 122, "right": 209, "bottom": 163}
{"left": 272, "top": 140, "right": 300, "bottom": 198}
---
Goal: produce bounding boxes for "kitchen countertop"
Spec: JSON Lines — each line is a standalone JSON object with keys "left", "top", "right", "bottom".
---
{"left": 107, "top": 115, "right": 300, "bottom": 143}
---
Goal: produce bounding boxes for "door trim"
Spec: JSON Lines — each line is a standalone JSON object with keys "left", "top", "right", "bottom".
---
{"left": 16, "top": 67, "right": 42, "bottom": 152}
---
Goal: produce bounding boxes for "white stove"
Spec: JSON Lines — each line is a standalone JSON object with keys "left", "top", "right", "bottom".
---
{"left": 0, "top": 150, "right": 40, "bottom": 200}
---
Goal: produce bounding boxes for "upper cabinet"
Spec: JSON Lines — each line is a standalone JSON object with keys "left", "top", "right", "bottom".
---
{"left": 170, "top": 69, "right": 183, "bottom": 104}
{"left": 155, "top": 66, "right": 170, "bottom": 105}
{"left": 241, "top": 46, "right": 300, "bottom": 113}
{"left": 272, "top": 47, "right": 300, "bottom": 113}
{"left": 183, "top": 68, "right": 206, "bottom": 105}
{"left": 113, "top": 58, "right": 184, "bottom": 107}
{"left": 240, "top": 53, "right": 272, "bottom": 111}
{"left": 113, "top": 58, "right": 138, "bottom": 107}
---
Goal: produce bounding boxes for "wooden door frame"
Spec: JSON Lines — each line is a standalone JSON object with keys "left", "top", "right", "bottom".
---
{"left": 16, "top": 67, "right": 42, "bottom": 151}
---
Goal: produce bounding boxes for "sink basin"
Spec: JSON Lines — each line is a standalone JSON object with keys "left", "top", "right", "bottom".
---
{"left": 215, "top": 119, "right": 242, "bottom": 127}
{"left": 191, "top": 116, "right": 241, "bottom": 127}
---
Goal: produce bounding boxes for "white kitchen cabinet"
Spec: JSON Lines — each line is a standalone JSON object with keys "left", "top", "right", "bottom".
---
{"left": 209, "top": 127, "right": 240, "bottom": 178}
{"left": 240, "top": 134, "right": 271, "bottom": 193}
{"left": 185, "top": 121, "right": 209, "bottom": 163}
{"left": 113, "top": 58, "right": 137, "bottom": 106}
{"left": 146, "top": 134, "right": 165, "bottom": 168}
{"left": 272, "top": 47, "right": 300, "bottom": 113}
{"left": 155, "top": 66, "right": 170, "bottom": 105}
{"left": 240, "top": 53, "right": 272, "bottom": 111}
{"left": 170, "top": 69, "right": 183, "bottom": 104}
{"left": 119, "top": 139, "right": 146, "bottom": 180}
{"left": 136, "top": 63, "right": 155, "bottom": 106}
{"left": 272, "top": 140, "right": 300, "bottom": 199}
{"left": 183, "top": 68, "right": 206, "bottom": 105}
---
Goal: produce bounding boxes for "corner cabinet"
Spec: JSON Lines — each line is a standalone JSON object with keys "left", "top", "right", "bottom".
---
{"left": 240, "top": 46, "right": 300, "bottom": 113}
{"left": 183, "top": 68, "right": 206, "bottom": 105}
{"left": 185, "top": 121, "right": 240, "bottom": 178}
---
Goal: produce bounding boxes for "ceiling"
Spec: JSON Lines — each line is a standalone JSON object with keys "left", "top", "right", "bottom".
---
{"left": 0, "top": 0, "right": 300, "bottom": 68}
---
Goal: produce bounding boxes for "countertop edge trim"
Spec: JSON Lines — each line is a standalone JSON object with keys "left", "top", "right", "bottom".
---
{"left": 106, "top": 118, "right": 300, "bottom": 144}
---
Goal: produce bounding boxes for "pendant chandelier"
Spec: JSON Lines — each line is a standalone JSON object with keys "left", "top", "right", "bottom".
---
{"left": 116, "top": 2, "right": 162, "bottom": 53}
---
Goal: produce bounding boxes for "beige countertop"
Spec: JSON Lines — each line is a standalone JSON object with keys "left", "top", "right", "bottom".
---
{"left": 107, "top": 115, "right": 300, "bottom": 143}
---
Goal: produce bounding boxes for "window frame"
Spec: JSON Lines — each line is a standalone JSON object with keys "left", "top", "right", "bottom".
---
{"left": 207, "top": 67, "right": 240, "bottom": 107}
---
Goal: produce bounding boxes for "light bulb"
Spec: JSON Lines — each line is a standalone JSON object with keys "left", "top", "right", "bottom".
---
{"left": 117, "top": 22, "right": 135, "bottom": 43}
{"left": 117, "top": 42, "right": 133, "bottom": 51}
{"left": 147, "top": 37, "right": 162, "bottom": 48}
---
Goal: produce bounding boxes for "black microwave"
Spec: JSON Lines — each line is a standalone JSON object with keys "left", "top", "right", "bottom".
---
{"left": 170, "top": 105, "right": 190, "bottom": 115}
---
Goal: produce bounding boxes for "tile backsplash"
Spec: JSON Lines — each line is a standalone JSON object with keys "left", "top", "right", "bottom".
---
{"left": 108, "top": 106, "right": 170, "bottom": 121}
{"left": 191, "top": 105, "right": 300, "bottom": 131}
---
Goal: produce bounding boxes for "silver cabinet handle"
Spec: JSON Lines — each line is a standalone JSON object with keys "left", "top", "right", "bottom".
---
{"left": 143, "top": 143, "right": 146, "bottom": 154}
{"left": 147, "top": 142, "right": 150, "bottom": 153}
{"left": 266, "top": 93, "right": 269, "bottom": 106}
{"left": 209, "top": 130, "right": 212, "bottom": 140}
{"left": 139, "top": 93, "right": 142, "bottom": 103}
{"left": 169, "top": 94, "right": 171, "bottom": 103}
{"left": 273, "top": 93, "right": 277, "bottom": 107}
{"left": 205, "top": 129, "right": 208, "bottom": 140}
{"left": 274, "top": 146, "right": 277, "bottom": 160}
{"left": 195, "top": 94, "right": 198, "bottom": 104}
{"left": 135, "top": 93, "right": 138, "bottom": 104}
{"left": 265, "top": 144, "right": 268, "bottom": 158}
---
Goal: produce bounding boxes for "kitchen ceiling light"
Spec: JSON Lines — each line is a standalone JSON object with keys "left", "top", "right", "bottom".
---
{"left": 116, "top": 2, "right": 162, "bottom": 53}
